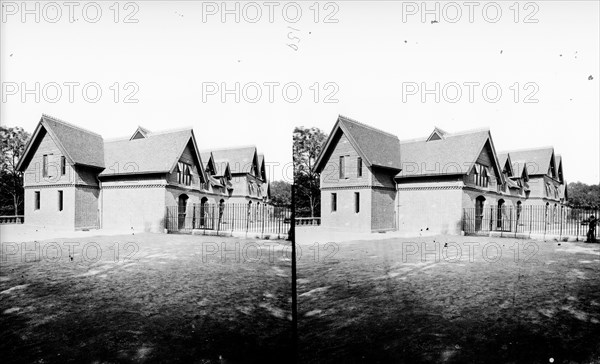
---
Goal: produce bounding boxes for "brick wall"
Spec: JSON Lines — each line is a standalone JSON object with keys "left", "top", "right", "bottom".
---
{"left": 320, "top": 134, "right": 371, "bottom": 188}
{"left": 371, "top": 188, "right": 396, "bottom": 231}
{"left": 397, "top": 180, "right": 464, "bottom": 235}
{"left": 320, "top": 187, "right": 372, "bottom": 232}
{"left": 23, "top": 129, "right": 76, "bottom": 186}
{"left": 75, "top": 187, "right": 99, "bottom": 229}
{"left": 101, "top": 184, "right": 167, "bottom": 232}
{"left": 24, "top": 187, "right": 75, "bottom": 228}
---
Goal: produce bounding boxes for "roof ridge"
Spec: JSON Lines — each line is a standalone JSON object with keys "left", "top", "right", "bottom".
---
{"left": 206, "top": 145, "right": 258, "bottom": 152}
{"left": 445, "top": 127, "right": 490, "bottom": 137}
{"left": 41, "top": 114, "right": 102, "bottom": 138}
{"left": 145, "top": 127, "right": 192, "bottom": 136}
{"left": 338, "top": 115, "right": 399, "bottom": 139}
{"left": 499, "top": 146, "right": 554, "bottom": 154}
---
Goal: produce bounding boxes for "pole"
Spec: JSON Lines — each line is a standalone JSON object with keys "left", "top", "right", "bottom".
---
{"left": 291, "top": 184, "right": 298, "bottom": 363}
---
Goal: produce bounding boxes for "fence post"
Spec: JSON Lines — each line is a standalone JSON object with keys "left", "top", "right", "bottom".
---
{"left": 559, "top": 206, "right": 563, "bottom": 240}
{"left": 246, "top": 203, "right": 250, "bottom": 238}
{"left": 261, "top": 204, "right": 266, "bottom": 238}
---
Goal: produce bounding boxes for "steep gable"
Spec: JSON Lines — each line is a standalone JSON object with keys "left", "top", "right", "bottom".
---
{"left": 211, "top": 146, "right": 259, "bottom": 176}
{"left": 426, "top": 127, "right": 448, "bottom": 142}
{"left": 505, "top": 147, "right": 556, "bottom": 178}
{"left": 314, "top": 115, "right": 402, "bottom": 172}
{"left": 130, "top": 126, "right": 151, "bottom": 140}
{"left": 17, "top": 114, "right": 105, "bottom": 171}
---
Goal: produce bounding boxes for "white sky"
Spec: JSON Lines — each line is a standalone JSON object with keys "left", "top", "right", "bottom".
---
{"left": 1, "top": 1, "right": 598, "bottom": 184}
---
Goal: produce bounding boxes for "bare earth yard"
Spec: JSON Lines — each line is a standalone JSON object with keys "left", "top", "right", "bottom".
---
{"left": 0, "top": 233, "right": 292, "bottom": 363}
{"left": 297, "top": 235, "right": 600, "bottom": 364}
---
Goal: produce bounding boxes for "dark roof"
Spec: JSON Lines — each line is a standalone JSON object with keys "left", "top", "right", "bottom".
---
{"left": 210, "top": 146, "right": 258, "bottom": 175}
{"left": 100, "top": 129, "right": 199, "bottom": 176}
{"left": 501, "top": 147, "right": 555, "bottom": 177}
{"left": 315, "top": 115, "right": 401, "bottom": 172}
{"left": 17, "top": 114, "right": 105, "bottom": 171}
{"left": 396, "top": 129, "right": 499, "bottom": 178}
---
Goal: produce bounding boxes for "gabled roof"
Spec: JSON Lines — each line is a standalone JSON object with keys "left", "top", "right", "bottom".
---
{"left": 17, "top": 114, "right": 105, "bottom": 171}
{"left": 200, "top": 151, "right": 216, "bottom": 174}
{"left": 426, "top": 127, "right": 449, "bottom": 141}
{"left": 314, "top": 115, "right": 402, "bottom": 172}
{"left": 100, "top": 128, "right": 206, "bottom": 181}
{"left": 130, "top": 126, "right": 151, "bottom": 140}
{"left": 556, "top": 155, "right": 565, "bottom": 183}
{"left": 396, "top": 128, "right": 502, "bottom": 180}
{"left": 258, "top": 154, "right": 267, "bottom": 181}
{"left": 210, "top": 146, "right": 259, "bottom": 175}
{"left": 502, "top": 147, "right": 556, "bottom": 178}
{"left": 497, "top": 153, "right": 514, "bottom": 176}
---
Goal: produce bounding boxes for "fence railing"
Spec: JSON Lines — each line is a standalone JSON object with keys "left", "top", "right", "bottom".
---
{"left": 0, "top": 215, "right": 24, "bottom": 224}
{"left": 295, "top": 217, "right": 321, "bottom": 226}
{"left": 165, "top": 203, "right": 290, "bottom": 238}
{"left": 463, "top": 205, "right": 598, "bottom": 239}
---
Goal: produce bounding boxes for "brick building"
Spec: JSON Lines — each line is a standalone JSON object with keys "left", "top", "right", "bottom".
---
{"left": 314, "top": 115, "right": 568, "bottom": 234}
{"left": 17, "top": 115, "right": 269, "bottom": 232}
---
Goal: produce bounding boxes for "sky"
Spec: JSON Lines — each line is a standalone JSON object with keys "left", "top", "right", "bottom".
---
{"left": 1, "top": 0, "right": 599, "bottom": 184}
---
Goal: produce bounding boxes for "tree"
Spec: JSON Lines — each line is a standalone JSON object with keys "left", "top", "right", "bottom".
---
{"left": 293, "top": 126, "right": 328, "bottom": 217}
{"left": 566, "top": 182, "right": 600, "bottom": 208}
{"left": 0, "top": 126, "right": 30, "bottom": 215}
{"left": 269, "top": 180, "right": 292, "bottom": 206}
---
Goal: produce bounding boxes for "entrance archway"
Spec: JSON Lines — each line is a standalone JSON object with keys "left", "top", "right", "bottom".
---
{"left": 497, "top": 199, "right": 505, "bottom": 229}
{"left": 178, "top": 194, "right": 189, "bottom": 230}
{"left": 200, "top": 197, "right": 208, "bottom": 227}
{"left": 475, "top": 196, "right": 485, "bottom": 231}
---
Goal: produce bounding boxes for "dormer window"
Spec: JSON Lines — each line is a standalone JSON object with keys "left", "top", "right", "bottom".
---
{"left": 177, "top": 162, "right": 192, "bottom": 186}
{"left": 471, "top": 164, "right": 489, "bottom": 188}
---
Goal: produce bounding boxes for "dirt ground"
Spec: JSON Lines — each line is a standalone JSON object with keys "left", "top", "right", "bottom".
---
{"left": 297, "top": 235, "right": 600, "bottom": 364}
{"left": 0, "top": 233, "right": 292, "bottom": 363}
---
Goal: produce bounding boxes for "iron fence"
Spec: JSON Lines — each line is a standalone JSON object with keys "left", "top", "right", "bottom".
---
{"left": 165, "top": 203, "right": 291, "bottom": 237}
{"left": 463, "top": 205, "right": 598, "bottom": 240}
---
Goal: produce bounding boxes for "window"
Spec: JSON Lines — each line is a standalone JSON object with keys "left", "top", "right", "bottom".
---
{"left": 58, "top": 190, "right": 63, "bottom": 211}
{"left": 61, "top": 156, "right": 66, "bottom": 175}
{"left": 184, "top": 165, "right": 192, "bottom": 186}
{"left": 357, "top": 157, "right": 363, "bottom": 177}
{"left": 354, "top": 192, "right": 360, "bottom": 213}
{"left": 331, "top": 193, "right": 337, "bottom": 212}
{"left": 177, "top": 162, "right": 192, "bottom": 186}
{"left": 42, "top": 155, "right": 48, "bottom": 177}
{"left": 34, "top": 191, "right": 40, "bottom": 210}
{"left": 472, "top": 164, "right": 489, "bottom": 188}
{"left": 339, "top": 156, "right": 345, "bottom": 179}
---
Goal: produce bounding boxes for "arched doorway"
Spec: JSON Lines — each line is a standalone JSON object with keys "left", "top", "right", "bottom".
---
{"left": 200, "top": 197, "right": 208, "bottom": 227}
{"left": 497, "top": 199, "right": 505, "bottom": 230}
{"left": 475, "top": 196, "right": 485, "bottom": 231}
{"left": 178, "top": 194, "right": 189, "bottom": 230}
{"left": 218, "top": 199, "right": 225, "bottom": 225}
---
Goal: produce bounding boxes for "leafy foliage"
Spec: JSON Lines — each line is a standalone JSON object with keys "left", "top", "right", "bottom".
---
{"left": 566, "top": 182, "right": 600, "bottom": 208}
{"left": 269, "top": 180, "right": 292, "bottom": 206}
{"left": 0, "top": 126, "right": 30, "bottom": 215}
{"left": 293, "top": 126, "right": 328, "bottom": 217}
